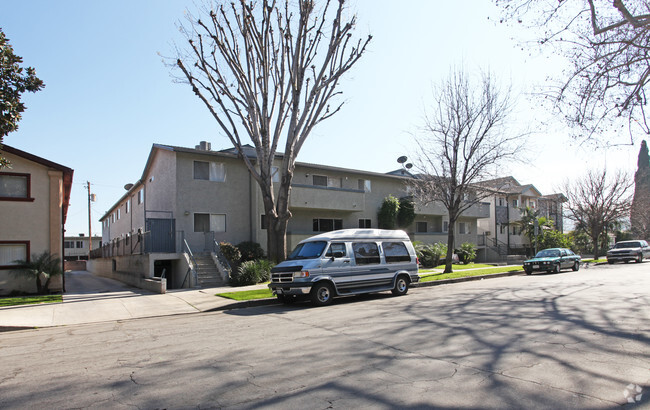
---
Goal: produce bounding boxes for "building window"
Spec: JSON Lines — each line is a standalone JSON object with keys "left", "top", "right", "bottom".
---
{"left": 64, "top": 241, "right": 74, "bottom": 249}
{"left": 498, "top": 197, "right": 504, "bottom": 206}
{"left": 194, "top": 213, "right": 226, "bottom": 233}
{"left": 416, "top": 222, "right": 428, "bottom": 233}
{"left": 512, "top": 199, "right": 519, "bottom": 207}
{"left": 352, "top": 242, "right": 380, "bottom": 265}
{"left": 383, "top": 242, "right": 411, "bottom": 263}
{"left": 358, "top": 179, "right": 371, "bottom": 192}
{"left": 499, "top": 224, "right": 506, "bottom": 234}
{"left": 313, "top": 175, "right": 327, "bottom": 186}
{"left": 358, "top": 219, "right": 371, "bottom": 228}
{"left": 194, "top": 161, "right": 226, "bottom": 182}
{"left": 261, "top": 214, "right": 268, "bottom": 230}
{"left": 117, "top": 209, "right": 121, "bottom": 220}
{"left": 126, "top": 199, "right": 130, "bottom": 214}
{"left": 0, "top": 242, "right": 29, "bottom": 268}
{"left": 313, "top": 218, "right": 342, "bottom": 232}
{"left": 327, "top": 177, "right": 342, "bottom": 188}
{"left": 459, "top": 222, "right": 467, "bottom": 235}
{"left": 271, "top": 167, "right": 280, "bottom": 183}
{"left": 138, "top": 189, "right": 144, "bottom": 204}
{"left": 443, "top": 221, "right": 449, "bottom": 232}
{"left": 0, "top": 172, "right": 31, "bottom": 200}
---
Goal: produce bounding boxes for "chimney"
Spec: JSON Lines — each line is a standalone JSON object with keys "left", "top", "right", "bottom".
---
{"left": 195, "top": 141, "right": 211, "bottom": 151}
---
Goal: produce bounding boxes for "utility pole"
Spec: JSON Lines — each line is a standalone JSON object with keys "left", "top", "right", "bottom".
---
{"left": 86, "top": 182, "right": 95, "bottom": 253}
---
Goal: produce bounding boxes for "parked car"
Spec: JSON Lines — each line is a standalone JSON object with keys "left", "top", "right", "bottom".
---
{"left": 606, "top": 240, "right": 650, "bottom": 264}
{"left": 268, "top": 229, "right": 419, "bottom": 306}
{"left": 523, "top": 248, "right": 581, "bottom": 275}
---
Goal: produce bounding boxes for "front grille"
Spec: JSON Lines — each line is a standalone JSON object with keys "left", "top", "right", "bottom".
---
{"left": 272, "top": 272, "right": 294, "bottom": 283}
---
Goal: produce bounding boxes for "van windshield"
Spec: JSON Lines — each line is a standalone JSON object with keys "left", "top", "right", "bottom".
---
{"left": 287, "top": 241, "right": 327, "bottom": 260}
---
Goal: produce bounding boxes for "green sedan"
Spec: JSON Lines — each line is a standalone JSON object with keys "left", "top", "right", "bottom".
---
{"left": 523, "top": 248, "right": 581, "bottom": 275}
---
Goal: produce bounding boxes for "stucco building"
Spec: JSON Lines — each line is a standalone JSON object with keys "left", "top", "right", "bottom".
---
{"left": 92, "top": 142, "right": 491, "bottom": 291}
{"left": 478, "top": 176, "right": 566, "bottom": 257}
{"left": 0, "top": 145, "right": 73, "bottom": 295}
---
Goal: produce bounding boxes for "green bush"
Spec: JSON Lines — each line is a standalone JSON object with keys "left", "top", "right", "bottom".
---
{"left": 455, "top": 242, "right": 476, "bottom": 264}
{"left": 219, "top": 242, "right": 241, "bottom": 265}
{"left": 378, "top": 195, "right": 400, "bottom": 229}
{"left": 236, "top": 241, "right": 265, "bottom": 262}
{"left": 230, "top": 259, "right": 274, "bottom": 286}
{"left": 397, "top": 197, "right": 415, "bottom": 228}
{"left": 416, "top": 242, "right": 447, "bottom": 268}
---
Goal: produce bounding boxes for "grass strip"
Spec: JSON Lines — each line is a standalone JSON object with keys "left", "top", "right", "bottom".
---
{"left": 216, "top": 288, "right": 274, "bottom": 301}
{"left": 419, "top": 266, "right": 523, "bottom": 282}
{"left": 420, "top": 263, "right": 496, "bottom": 273}
{"left": 0, "top": 294, "right": 62, "bottom": 307}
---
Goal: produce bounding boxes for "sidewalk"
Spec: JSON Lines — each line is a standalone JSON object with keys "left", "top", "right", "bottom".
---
{"left": 0, "top": 267, "right": 526, "bottom": 331}
{"left": 0, "top": 271, "right": 271, "bottom": 330}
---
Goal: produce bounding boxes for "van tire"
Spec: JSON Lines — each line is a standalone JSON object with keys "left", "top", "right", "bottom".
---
{"left": 310, "top": 282, "right": 334, "bottom": 306}
{"left": 391, "top": 275, "right": 409, "bottom": 296}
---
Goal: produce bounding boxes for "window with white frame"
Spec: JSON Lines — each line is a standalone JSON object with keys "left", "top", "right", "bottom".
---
{"left": 194, "top": 161, "right": 226, "bottom": 182}
{"left": 194, "top": 213, "right": 226, "bottom": 233}
{"left": 0, "top": 242, "right": 28, "bottom": 267}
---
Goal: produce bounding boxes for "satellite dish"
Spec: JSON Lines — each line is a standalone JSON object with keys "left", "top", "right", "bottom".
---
{"left": 124, "top": 183, "right": 134, "bottom": 191}
{"left": 397, "top": 156, "right": 408, "bottom": 164}
{"left": 405, "top": 163, "right": 413, "bottom": 169}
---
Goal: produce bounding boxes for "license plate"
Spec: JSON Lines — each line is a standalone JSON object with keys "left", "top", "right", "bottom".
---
{"left": 532, "top": 265, "right": 539, "bottom": 269}
{"left": 276, "top": 288, "right": 283, "bottom": 295}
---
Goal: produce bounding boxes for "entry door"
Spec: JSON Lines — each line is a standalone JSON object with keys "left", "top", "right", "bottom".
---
{"left": 145, "top": 218, "right": 176, "bottom": 253}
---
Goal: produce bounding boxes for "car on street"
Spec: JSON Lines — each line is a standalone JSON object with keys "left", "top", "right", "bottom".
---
{"left": 606, "top": 240, "right": 650, "bottom": 264}
{"left": 523, "top": 248, "right": 581, "bottom": 275}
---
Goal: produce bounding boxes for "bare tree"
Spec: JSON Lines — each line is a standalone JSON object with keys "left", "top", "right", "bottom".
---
{"left": 562, "top": 169, "right": 632, "bottom": 259}
{"left": 410, "top": 68, "right": 526, "bottom": 273}
{"left": 496, "top": 0, "right": 650, "bottom": 145}
{"left": 175, "top": 0, "right": 370, "bottom": 261}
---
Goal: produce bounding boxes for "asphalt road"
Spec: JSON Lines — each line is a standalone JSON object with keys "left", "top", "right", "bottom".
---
{"left": 1, "top": 263, "right": 649, "bottom": 409}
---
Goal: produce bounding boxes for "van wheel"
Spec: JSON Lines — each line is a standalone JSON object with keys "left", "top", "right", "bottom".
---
{"left": 391, "top": 276, "right": 409, "bottom": 296}
{"left": 310, "top": 282, "right": 334, "bottom": 306}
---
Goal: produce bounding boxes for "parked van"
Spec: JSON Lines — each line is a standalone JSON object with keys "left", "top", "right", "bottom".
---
{"left": 269, "top": 229, "right": 419, "bottom": 306}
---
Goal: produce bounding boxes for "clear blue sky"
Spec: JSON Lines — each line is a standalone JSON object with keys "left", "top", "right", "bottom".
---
{"left": 1, "top": 1, "right": 640, "bottom": 237}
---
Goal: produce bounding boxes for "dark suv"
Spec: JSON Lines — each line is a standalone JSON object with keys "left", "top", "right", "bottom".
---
{"left": 606, "top": 240, "right": 650, "bottom": 264}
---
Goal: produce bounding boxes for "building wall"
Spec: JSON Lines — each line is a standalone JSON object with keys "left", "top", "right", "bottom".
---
{"left": 0, "top": 152, "right": 65, "bottom": 294}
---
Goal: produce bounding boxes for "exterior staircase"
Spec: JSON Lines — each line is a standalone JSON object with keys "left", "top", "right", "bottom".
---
{"left": 193, "top": 253, "right": 226, "bottom": 288}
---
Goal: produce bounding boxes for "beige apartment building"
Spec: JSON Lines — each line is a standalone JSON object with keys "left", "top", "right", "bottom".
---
{"left": 92, "top": 142, "right": 491, "bottom": 291}
{"left": 478, "top": 176, "right": 566, "bottom": 257}
{"left": 0, "top": 145, "right": 73, "bottom": 295}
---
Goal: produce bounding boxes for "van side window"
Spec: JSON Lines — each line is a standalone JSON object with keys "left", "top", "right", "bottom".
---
{"left": 383, "top": 242, "right": 411, "bottom": 263}
{"left": 325, "top": 243, "right": 347, "bottom": 257}
{"left": 352, "top": 242, "right": 380, "bottom": 265}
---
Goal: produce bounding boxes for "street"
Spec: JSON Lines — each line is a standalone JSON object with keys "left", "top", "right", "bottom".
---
{"left": 1, "top": 263, "right": 649, "bottom": 409}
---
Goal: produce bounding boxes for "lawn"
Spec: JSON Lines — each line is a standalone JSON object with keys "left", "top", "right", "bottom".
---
{"left": 419, "top": 265, "right": 523, "bottom": 282}
{"left": 419, "top": 263, "right": 496, "bottom": 273}
{"left": 0, "top": 294, "right": 62, "bottom": 307}
{"left": 216, "top": 288, "right": 274, "bottom": 301}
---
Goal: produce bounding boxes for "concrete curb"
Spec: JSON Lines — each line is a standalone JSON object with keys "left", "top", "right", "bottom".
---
{"left": 207, "top": 269, "right": 527, "bottom": 311}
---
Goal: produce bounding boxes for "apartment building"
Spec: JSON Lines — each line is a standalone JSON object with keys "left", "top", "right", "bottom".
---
{"left": 478, "top": 176, "right": 566, "bottom": 256}
{"left": 93, "top": 142, "right": 491, "bottom": 290}
{"left": 0, "top": 145, "right": 73, "bottom": 295}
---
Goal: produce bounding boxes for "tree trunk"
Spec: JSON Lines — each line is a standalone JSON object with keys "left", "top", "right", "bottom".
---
{"left": 592, "top": 235, "right": 601, "bottom": 260}
{"left": 267, "top": 217, "right": 289, "bottom": 263}
{"left": 444, "top": 224, "right": 455, "bottom": 274}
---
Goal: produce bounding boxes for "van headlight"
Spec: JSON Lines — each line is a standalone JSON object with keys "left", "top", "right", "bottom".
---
{"left": 293, "top": 271, "right": 310, "bottom": 278}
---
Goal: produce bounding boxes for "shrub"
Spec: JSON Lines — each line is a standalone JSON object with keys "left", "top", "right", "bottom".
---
{"left": 230, "top": 259, "right": 274, "bottom": 286}
{"left": 378, "top": 195, "right": 400, "bottom": 229}
{"left": 236, "top": 241, "right": 265, "bottom": 262}
{"left": 219, "top": 242, "right": 241, "bottom": 265}
{"left": 455, "top": 242, "right": 477, "bottom": 264}
{"left": 397, "top": 197, "right": 415, "bottom": 228}
{"left": 416, "top": 242, "right": 447, "bottom": 268}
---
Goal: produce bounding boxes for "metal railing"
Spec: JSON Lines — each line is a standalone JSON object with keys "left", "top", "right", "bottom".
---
{"left": 181, "top": 238, "right": 198, "bottom": 288}
{"left": 212, "top": 240, "right": 233, "bottom": 281}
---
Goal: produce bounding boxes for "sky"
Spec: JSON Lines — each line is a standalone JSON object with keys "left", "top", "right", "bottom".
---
{"left": 1, "top": 1, "right": 641, "bottom": 237}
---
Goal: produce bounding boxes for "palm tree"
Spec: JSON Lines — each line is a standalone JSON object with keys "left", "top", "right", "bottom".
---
{"left": 12, "top": 252, "right": 63, "bottom": 294}
{"left": 517, "top": 206, "right": 553, "bottom": 252}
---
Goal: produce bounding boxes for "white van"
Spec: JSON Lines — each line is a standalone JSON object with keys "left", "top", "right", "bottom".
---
{"left": 269, "top": 229, "right": 419, "bottom": 306}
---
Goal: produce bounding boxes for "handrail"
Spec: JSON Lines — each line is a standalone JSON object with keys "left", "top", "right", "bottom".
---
{"left": 182, "top": 239, "right": 198, "bottom": 288}
{"left": 212, "top": 240, "right": 233, "bottom": 277}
